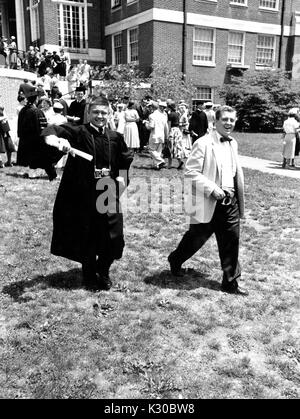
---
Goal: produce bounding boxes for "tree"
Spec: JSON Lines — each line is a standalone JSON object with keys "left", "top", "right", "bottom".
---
{"left": 97, "top": 64, "right": 147, "bottom": 100}
{"left": 219, "top": 70, "right": 300, "bottom": 132}
{"left": 148, "top": 59, "right": 196, "bottom": 104}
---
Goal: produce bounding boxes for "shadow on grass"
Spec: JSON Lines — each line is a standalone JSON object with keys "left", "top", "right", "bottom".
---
{"left": 144, "top": 269, "right": 221, "bottom": 292}
{"left": 5, "top": 173, "right": 49, "bottom": 180}
{"left": 2, "top": 269, "right": 83, "bottom": 302}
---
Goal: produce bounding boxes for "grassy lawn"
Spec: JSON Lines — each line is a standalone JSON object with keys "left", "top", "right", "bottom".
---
{"left": 0, "top": 135, "right": 299, "bottom": 399}
{"left": 235, "top": 132, "right": 284, "bottom": 162}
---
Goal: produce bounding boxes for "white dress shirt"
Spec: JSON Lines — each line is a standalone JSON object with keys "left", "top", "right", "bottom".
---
{"left": 216, "top": 132, "right": 237, "bottom": 190}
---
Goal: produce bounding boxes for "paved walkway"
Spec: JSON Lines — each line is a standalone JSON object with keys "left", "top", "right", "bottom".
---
{"left": 240, "top": 155, "right": 300, "bottom": 180}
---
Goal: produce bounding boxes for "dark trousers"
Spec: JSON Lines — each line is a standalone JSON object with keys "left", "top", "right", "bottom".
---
{"left": 173, "top": 196, "right": 241, "bottom": 284}
{"left": 82, "top": 214, "right": 115, "bottom": 282}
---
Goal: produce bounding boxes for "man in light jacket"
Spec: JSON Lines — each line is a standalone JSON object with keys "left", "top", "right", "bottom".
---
{"left": 145, "top": 101, "right": 169, "bottom": 170}
{"left": 168, "top": 105, "right": 248, "bottom": 296}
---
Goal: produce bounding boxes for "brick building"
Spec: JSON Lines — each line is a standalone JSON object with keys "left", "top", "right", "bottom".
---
{"left": 0, "top": 0, "right": 106, "bottom": 64}
{"left": 2, "top": 1, "right": 300, "bottom": 105}
{"left": 105, "top": 0, "right": 300, "bottom": 104}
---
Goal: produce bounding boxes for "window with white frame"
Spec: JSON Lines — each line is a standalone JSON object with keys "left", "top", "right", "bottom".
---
{"left": 112, "top": 0, "right": 121, "bottom": 8}
{"left": 113, "top": 33, "right": 122, "bottom": 65}
{"left": 228, "top": 32, "right": 244, "bottom": 65}
{"left": 256, "top": 35, "right": 275, "bottom": 66}
{"left": 193, "top": 87, "right": 213, "bottom": 108}
{"left": 57, "top": 0, "right": 88, "bottom": 50}
{"left": 128, "top": 27, "right": 139, "bottom": 63}
{"left": 193, "top": 27, "right": 215, "bottom": 65}
{"left": 230, "top": 0, "right": 247, "bottom": 5}
{"left": 29, "top": 0, "right": 40, "bottom": 42}
{"left": 259, "top": 0, "right": 279, "bottom": 10}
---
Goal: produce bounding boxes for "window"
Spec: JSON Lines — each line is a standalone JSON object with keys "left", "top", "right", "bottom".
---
{"left": 128, "top": 27, "right": 139, "bottom": 63}
{"left": 256, "top": 35, "right": 275, "bottom": 66}
{"left": 127, "top": 0, "right": 137, "bottom": 4}
{"left": 193, "top": 87, "right": 213, "bottom": 109}
{"left": 113, "top": 33, "right": 122, "bottom": 65}
{"left": 228, "top": 32, "right": 244, "bottom": 65}
{"left": 57, "top": 0, "right": 89, "bottom": 50}
{"left": 259, "top": 0, "right": 279, "bottom": 10}
{"left": 193, "top": 27, "right": 215, "bottom": 66}
{"left": 112, "top": 0, "right": 121, "bottom": 8}
{"left": 29, "top": 0, "right": 40, "bottom": 42}
{"left": 230, "top": 0, "right": 247, "bottom": 5}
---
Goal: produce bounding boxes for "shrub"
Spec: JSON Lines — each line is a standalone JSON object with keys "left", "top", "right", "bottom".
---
{"left": 219, "top": 70, "right": 300, "bottom": 132}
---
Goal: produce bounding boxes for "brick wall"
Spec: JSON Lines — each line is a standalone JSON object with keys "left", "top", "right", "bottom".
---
{"left": 39, "top": 0, "right": 59, "bottom": 46}
{"left": 0, "top": 69, "right": 37, "bottom": 121}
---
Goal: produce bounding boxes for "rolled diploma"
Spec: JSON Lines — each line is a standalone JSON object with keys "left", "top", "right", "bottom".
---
{"left": 45, "top": 135, "right": 93, "bottom": 162}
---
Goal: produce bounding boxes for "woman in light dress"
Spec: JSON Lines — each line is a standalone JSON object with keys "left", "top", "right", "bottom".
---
{"left": 114, "top": 103, "right": 126, "bottom": 135}
{"left": 124, "top": 101, "right": 140, "bottom": 152}
{"left": 282, "top": 108, "right": 300, "bottom": 168}
{"left": 178, "top": 102, "right": 192, "bottom": 158}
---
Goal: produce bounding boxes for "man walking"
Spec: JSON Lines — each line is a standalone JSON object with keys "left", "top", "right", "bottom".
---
{"left": 168, "top": 106, "right": 248, "bottom": 296}
{"left": 145, "top": 101, "right": 169, "bottom": 170}
{"left": 189, "top": 103, "right": 208, "bottom": 144}
{"left": 43, "top": 96, "right": 133, "bottom": 291}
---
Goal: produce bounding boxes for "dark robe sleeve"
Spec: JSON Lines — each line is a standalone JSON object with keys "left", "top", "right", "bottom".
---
{"left": 42, "top": 123, "right": 81, "bottom": 148}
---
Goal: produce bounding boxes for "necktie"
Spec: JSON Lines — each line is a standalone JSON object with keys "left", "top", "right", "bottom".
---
{"left": 220, "top": 136, "right": 232, "bottom": 143}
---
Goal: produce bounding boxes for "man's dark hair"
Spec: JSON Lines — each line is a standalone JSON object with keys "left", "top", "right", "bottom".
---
{"left": 215, "top": 105, "right": 236, "bottom": 121}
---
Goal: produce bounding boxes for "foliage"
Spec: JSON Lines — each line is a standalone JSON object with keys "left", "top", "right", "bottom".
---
{"left": 219, "top": 70, "right": 300, "bottom": 132}
{"left": 97, "top": 64, "right": 147, "bottom": 100}
{"left": 148, "top": 59, "right": 197, "bottom": 104}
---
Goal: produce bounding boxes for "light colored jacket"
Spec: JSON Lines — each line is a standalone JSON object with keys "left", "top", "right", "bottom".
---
{"left": 146, "top": 110, "right": 169, "bottom": 144}
{"left": 184, "top": 131, "right": 245, "bottom": 224}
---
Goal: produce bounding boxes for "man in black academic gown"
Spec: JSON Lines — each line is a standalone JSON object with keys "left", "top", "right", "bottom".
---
{"left": 67, "top": 86, "right": 87, "bottom": 125}
{"left": 136, "top": 95, "right": 152, "bottom": 152}
{"left": 17, "top": 86, "right": 62, "bottom": 180}
{"left": 43, "top": 96, "right": 133, "bottom": 291}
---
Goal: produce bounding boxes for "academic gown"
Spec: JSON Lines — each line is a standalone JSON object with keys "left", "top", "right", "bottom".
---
{"left": 42, "top": 123, "right": 133, "bottom": 264}
{"left": 17, "top": 104, "right": 62, "bottom": 169}
{"left": 68, "top": 99, "right": 87, "bottom": 125}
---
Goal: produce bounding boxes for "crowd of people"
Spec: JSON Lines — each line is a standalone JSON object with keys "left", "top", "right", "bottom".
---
{"left": 5, "top": 80, "right": 299, "bottom": 296}
{"left": 0, "top": 37, "right": 95, "bottom": 95}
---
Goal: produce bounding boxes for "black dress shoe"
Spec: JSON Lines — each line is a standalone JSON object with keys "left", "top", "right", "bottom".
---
{"left": 221, "top": 281, "right": 249, "bottom": 296}
{"left": 168, "top": 253, "right": 184, "bottom": 277}
{"left": 98, "top": 275, "right": 112, "bottom": 291}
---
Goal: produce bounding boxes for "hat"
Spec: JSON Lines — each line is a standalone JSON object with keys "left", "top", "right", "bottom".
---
{"left": 158, "top": 100, "right": 167, "bottom": 108}
{"left": 76, "top": 86, "right": 86, "bottom": 93}
{"left": 179, "top": 102, "right": 188, "bottom": 108}
{"left": 288, "top": 107, "right": 299, "bottom": 115}
{"left": 11, "top": 36, "right": 16, "bottom": 40}
{"left": 89, "top": 96, "right": 109, "bottom": 108}
{"left": 149, "top": 100, "right": 159, "bottom": 109}
{"left": 25, "top": 86, "right": 38, "bottom": 99}
{"left": 204, "top": 102, "right": 213, "bottom": 108}
{"left": 53, "top": 102, "right": 64, "bottom": 110}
